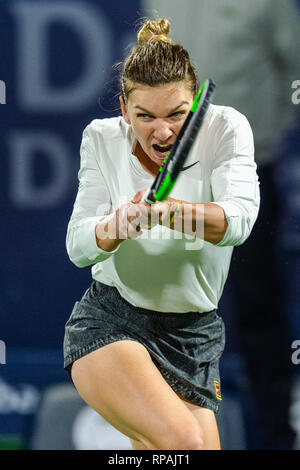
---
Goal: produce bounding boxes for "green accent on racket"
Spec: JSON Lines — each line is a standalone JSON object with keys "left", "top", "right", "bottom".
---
{"left": 142, "top": 79, "right": 216, "bottom": 205}
{"left": 154, "top": 172, "right": 175, "bottom": 201}
{"left": 191, "top": 81, "right": 207, "bottom": 112}
{"left": 155, "top": 82, "right": 208, "bottom": 200}
{"left": 159, "top": 152, "right": 171, "bottom": 172}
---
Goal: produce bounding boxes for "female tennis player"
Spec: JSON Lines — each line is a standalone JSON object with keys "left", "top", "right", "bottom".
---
{"left": 63, "top": 18, "right": 260, "bottom": 450}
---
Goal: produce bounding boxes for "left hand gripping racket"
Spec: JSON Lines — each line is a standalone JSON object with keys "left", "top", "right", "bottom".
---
{"left": 143, "top": 79, "right": 216, "bottom": 204}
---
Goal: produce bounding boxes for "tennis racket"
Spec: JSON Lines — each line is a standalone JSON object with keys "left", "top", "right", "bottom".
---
{"left": 143, "top": 79, "right": 216, "bottom": 204}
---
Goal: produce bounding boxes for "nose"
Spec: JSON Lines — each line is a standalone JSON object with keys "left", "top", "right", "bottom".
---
{"left": 153, "top": 119, "right": 173, "bottom": 142}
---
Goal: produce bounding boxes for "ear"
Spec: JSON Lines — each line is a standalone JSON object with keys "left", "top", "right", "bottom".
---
{"left": 120, "top": 96, "right": 131, "bottom": 125}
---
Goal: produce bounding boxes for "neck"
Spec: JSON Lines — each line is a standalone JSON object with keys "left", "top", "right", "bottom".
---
{"left": 134, "top": 141, "right": 160, "bottom": 177}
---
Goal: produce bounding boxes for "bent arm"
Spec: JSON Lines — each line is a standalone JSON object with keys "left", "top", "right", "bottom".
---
{"left": 162, "top": 198, "right": 228, "bottom": 245}
{"left": 211, "top": 113, "right": 260, "bottom": 246}
{"left": 66, "top": 124, "right": 120, "bottom": 267}
{"left": 162, "top": 111, "right": 260, "bottom": 246}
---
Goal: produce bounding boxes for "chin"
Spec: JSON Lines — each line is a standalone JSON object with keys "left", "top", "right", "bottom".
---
{"left": 154, "top": 157, "right": 166, "bottom": 166}
{"left": 150, "top": 155, "right": 164, "bottom": 166}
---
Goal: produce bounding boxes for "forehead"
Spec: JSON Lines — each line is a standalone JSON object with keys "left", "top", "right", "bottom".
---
{"left": 128, "top": 82, "right": 193, "bottom": 112}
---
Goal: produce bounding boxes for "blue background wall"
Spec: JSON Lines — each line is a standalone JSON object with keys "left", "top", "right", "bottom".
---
{"left": 0, "top": 0, "right": 142, "bottom": 350}
{"left": 0, "top": 0, "right": 142, "bottom": 448}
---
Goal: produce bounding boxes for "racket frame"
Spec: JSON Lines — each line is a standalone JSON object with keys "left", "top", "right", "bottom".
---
{"left": 143, "top": 79, "right": 216, "bottom": 204}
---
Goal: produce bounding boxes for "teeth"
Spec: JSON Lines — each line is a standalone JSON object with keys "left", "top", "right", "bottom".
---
{"left": 153, "top": 144, "right": 172, "bottom": 151}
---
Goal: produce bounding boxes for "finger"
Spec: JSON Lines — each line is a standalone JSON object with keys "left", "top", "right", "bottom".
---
{"left": 152, "top": 202, "right": 171, "bottom": 225}
{"left": 131, "top": 189, "right": 147, "bottom": 204}
{"left": 127, "top": 221, "right": 143, "bottom": 239}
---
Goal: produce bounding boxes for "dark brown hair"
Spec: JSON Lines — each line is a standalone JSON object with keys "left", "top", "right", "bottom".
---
{"left": 120, "top": 18, "right": 199, "bottom": 103}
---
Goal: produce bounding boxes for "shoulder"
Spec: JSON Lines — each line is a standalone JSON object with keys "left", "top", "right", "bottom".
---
{"left": 202, "top": 104, "right": 254, "bottom": 167}
{"left": 205, "top": 104, "right": 254, "bottom": 151}
{"left": 207, "top": 104, "right": 252, "bottom": 132}
{"left": 81, "top": 116, "right": 129, "bottom": 148}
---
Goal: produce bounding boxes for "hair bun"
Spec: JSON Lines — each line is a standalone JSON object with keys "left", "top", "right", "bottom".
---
{"left": 137, "top": 18, "right": 173, "bottom": 46}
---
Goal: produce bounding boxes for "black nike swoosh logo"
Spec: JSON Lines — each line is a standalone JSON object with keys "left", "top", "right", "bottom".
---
{"left": 182, "top": 161, "right": 199, "bottom": 171}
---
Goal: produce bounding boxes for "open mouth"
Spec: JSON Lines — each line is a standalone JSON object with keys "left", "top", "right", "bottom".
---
{"left": 152, "top": 144, "right": 173, "bottom": 159}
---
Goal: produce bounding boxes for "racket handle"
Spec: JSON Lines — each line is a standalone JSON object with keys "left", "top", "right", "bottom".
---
{"left": 142, "top": 187, "right": 156, "bottom": 204}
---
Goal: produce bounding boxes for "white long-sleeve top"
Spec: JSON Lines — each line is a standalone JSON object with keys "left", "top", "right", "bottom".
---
{"left": 66, "top": 104, "right": 260, "bottom": 313}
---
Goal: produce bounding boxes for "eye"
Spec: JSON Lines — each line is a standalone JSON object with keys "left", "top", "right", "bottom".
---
{"left": 136, "top": 111, "right": 187, "bottom": 119}
{"left": 137, "top": 113, "right": 153, "bottom": 119}
{"left": 169, "top": 111, "right": 186, "bottom": 118}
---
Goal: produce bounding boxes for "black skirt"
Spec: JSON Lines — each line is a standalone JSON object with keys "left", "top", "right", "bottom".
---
{"left": 63, "top": 280, "right": 225, "bottom": 413}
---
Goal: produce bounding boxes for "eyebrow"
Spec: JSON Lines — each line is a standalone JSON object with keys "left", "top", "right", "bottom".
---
{"left": 134, "top": 101, "right": 190, "bottom": 115}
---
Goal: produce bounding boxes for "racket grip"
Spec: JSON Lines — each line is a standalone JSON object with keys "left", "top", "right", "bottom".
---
{"left": 142, "top": 187, "right": 156, "bottom": 204}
